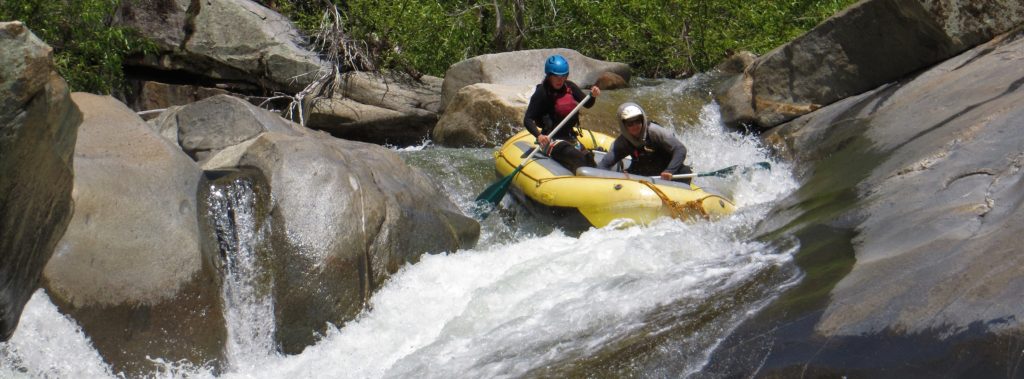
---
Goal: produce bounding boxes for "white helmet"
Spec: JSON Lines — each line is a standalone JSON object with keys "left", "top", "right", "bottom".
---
{"left": 619, "top": 103, "right": 644, "bottom": 123}
{"left": 617, "top": 102, "right": 647, "bottom": 147}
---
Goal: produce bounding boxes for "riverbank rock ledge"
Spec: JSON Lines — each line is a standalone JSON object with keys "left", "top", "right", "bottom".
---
{"left": 203, "top": 129, "right": 480, "bottom": 353}
{"left": 0, "top": 21, "right": 81, "bottom": 342}
{"left": 706, "top": 28, "right": 1024, "bottom": 376}
{"left": 715, "top": 0, "right": 1024, "bottom": 129}
{"left": 115, "top": 0, "right": 323, "bottom": 94}
{"left": 43, "top": 93, "right": 224, "bottom": 375}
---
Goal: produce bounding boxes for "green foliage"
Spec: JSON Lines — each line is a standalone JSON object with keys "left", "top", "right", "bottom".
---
{"left": 275, "top": 0, "right": 856, "bottom": 78}
{"left": 516, "top": 0, "right": 860, "bottom": 77}
{"left": 343, "top": 1, "right": 490, "bottom": 75}
{"left": 0, "top": 0, "right": 155, "bottom": 94}
{"left": 3, "top": 0, "right": 856, "bottom": 93}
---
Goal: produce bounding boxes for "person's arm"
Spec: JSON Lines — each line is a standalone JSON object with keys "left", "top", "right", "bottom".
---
{"left": 522, "top": 85, "right": 545, "bottom": 138}
{"left": 597, "top": 139, "right": 628, "bottom": 170}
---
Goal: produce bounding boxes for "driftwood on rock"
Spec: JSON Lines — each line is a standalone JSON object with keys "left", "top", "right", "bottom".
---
{"left": 304, "top": 72, "right": 443, "bottom": 146}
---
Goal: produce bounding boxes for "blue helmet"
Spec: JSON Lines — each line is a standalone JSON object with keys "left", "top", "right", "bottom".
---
{"left": 544, "top": 54, "right": 569, "bottom": 76}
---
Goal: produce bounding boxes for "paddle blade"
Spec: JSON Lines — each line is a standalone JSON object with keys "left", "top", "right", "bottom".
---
{"left": 698, "top": 161, "right": 771, "bottom": 178}
{"left": 699, "top": 165, "right": 739, "bottom": 178}
{"left": 473, "top": 166, "right": 523, "bottom": 219}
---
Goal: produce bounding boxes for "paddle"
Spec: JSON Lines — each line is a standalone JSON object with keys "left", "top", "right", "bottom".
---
{"left": 652, "top": 161, "right": 772, "bottom": 180}
{"left": 474, "top": 94, "right": 593, "bottom": 219}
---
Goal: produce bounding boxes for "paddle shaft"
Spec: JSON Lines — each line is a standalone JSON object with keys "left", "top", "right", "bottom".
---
{"left": 518, "top": 94, "right": 592, "bottom": 168}
{"left": 473, "top": 93, "right": 593, "bottom": 214}
{"left": 650, "top": 162, "right": 772, "bottom": 180}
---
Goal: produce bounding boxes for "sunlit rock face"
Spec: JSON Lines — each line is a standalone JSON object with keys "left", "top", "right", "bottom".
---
{"left": 704, "top": 27, "right": 1024, "bottom": 377}
{"left": 716, "top": 0, "right": 1024, "bottom": 129}
{"left": 43, "top": 93, "right": 225, "bottom": 375}
{"left": 0, "top": 21, "right": 80, "bottom": 342}
{"left": 432, "top": 83, "right": 532, "bottom": 147}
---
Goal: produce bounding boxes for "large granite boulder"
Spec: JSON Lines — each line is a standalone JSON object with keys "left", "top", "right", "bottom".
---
{"left": 705, "top": 28, "right": 1024, "bottom": 376}
{"left": 149, "top": 94, "right": 310, "bottom": 160}
{"left": 116, "top": 0, "right": 323, "bottom": 93}
{"left": 0, "top": 22, "right": 80, "bottom": 341}
{"left": 441, "top": 48, "right": 631, "bottom": 111}
{"left": 42, "top": 93, "right": 224, "bottom": 375}
{"left": 432, "top": 83, "right": 533, "bottom": 147}
{"left": 716, "top": 0, "right": 1024, "bottom": 129}
{"left": 306, "top": 72, "right": 443, "bottom": 146}
{"left": 203, "top": 131, "right": 480, "bottom": 353}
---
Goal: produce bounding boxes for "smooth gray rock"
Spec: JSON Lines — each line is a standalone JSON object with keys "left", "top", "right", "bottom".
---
{"left": 0, "top": 21, "right": 80, "bottom": 341}
{"left": 152, "top": 94, "right": 309, "bottom": 160}
{"left": 716, "top": 0, "right": 1024, "bottom": 129}
{"left": 43, "top": 93, "right": 224, "bottom": 375}
{"left": 441, "top": 48, "right": 631, "bottom": 111}
{"left": 432, "top": 83, "right": 532, "bottom": 147}
{"left": 204, "top": 132, "right": 479, "bottom": 353}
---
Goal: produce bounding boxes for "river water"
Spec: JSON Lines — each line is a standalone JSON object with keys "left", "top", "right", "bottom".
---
{"left": 0, "top": 75, "right": 801, "bottom": 378}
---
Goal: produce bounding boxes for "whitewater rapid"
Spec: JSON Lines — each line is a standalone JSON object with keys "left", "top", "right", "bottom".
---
{"left": 1, "top": 84, "right": 800, "bottom": 378}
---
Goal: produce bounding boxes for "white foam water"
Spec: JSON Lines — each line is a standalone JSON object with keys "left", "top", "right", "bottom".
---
{"left": 0, "top": 291, "right": 114, "bottom": 378}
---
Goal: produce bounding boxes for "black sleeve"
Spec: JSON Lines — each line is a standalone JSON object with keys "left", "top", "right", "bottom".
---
{"left": 523, "top": 85, "right": 546, "bottom": 137}
{"left": 597, "top": 138, "right": 631, "bottom": 170}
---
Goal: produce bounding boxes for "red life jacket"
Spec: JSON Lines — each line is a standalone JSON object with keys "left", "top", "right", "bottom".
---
{"left": 553, "top": 86, "right": 577, "bottom": 119}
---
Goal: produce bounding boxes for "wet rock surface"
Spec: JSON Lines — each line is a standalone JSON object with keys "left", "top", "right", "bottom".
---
{"left": 716, "top": 0, "right": 1024, "bottom": 129}
{"left": 705, "top": 28, "right": 1024, "bottom": 376}
{"left": 0, "top": 21, "right": 80, "bottom": 342}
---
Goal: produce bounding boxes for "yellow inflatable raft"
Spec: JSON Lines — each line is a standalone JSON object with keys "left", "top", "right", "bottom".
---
{"left": 493, "top": 129, "right": 736, "bottom": 230}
